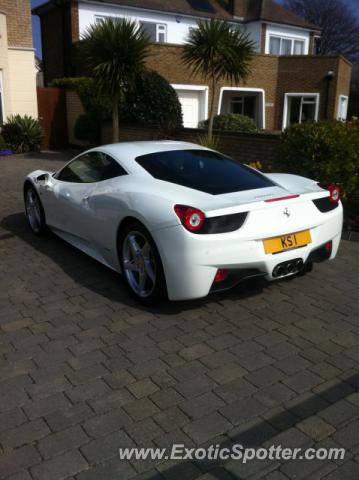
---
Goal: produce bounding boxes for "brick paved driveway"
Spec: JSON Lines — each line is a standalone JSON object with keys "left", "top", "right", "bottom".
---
{"left": 0, "top": 153, "right": 359, "bottom": 480}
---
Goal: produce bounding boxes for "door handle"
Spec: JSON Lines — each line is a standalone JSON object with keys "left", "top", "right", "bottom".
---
{"left": 82, "top": 195, "right": 90, "bottom": 204}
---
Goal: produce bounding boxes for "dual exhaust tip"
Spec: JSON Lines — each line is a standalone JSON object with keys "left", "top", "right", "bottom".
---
{"left": 272, "top": 259, "right": 304, "bottom": 278}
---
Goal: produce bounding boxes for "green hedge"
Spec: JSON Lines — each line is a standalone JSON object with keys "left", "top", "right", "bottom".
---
{"left": 279, "top": 121, "right": 359, "bottom": 208}
{"left": 199, "top": 114, "right": 258, "bottom": 133}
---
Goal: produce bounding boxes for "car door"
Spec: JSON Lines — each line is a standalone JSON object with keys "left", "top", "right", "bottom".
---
{"left": 51, "top": 151, "right": 128, "bottom": 244}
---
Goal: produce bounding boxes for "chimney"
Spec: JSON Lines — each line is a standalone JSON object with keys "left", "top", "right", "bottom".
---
{"left": 229, "top": 0, "right": 248, "bottom": 18}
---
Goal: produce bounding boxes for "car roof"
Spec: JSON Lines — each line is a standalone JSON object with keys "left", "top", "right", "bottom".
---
{"left": 88, "top": 140, "right": 207, "bottom": 175}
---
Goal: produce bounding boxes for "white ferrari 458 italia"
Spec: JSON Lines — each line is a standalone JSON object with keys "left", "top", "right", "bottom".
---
{"left": 24, "top": 141, "right": 342, "bottom": 303}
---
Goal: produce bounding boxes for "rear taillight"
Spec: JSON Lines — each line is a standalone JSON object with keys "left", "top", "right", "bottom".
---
{"left": 328, "top": 184, "right": 341, "bottom": 204}
{"left": 174, "top": 205, "right": 205, "bottom": 232}
{"left": 318, "top": 183, "right": 341, "bottom": 204}
{"left": 214, "top": 269, "right": 229, "bottom": 283}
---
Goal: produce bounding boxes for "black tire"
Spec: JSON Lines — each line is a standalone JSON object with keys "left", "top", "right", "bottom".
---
{"left": 118, "top": 221, "right": 167, "bottom": 304}
{"left": 24, "top": 184, "right": 47, "bottom": 235}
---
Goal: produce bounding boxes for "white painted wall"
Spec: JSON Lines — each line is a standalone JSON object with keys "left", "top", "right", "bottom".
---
{"left": 78, "top": 2, "right": 198, "bottom": 43}
{"left": 265, "top": 23, "right": 310, "bottom": 54}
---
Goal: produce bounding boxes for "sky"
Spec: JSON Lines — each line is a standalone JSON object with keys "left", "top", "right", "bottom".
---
{"left": 31, "top": 0, "right": 359, "bottom": 58}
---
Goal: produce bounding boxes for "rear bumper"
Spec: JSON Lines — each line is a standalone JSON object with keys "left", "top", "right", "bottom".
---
{"left": 154, "top": 205, "right": 343, "bottom": 301}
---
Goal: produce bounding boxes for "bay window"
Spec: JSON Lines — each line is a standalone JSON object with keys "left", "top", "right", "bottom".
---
{"left": 269, "top": 36, "right": 305, "bottom": 55}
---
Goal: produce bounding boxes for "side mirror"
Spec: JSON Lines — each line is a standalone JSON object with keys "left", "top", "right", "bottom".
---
{"left": 36, "top": 173, "right": 50, "bottom": 184}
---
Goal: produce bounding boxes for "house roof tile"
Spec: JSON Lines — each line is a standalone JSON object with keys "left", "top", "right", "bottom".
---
{"left": 33, "top": 0, "right": 320, "bottom": 31}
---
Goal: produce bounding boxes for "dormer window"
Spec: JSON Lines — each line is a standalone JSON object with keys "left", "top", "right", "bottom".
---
{"left": 269, "top": 35, "right": 305, "bottom": 55}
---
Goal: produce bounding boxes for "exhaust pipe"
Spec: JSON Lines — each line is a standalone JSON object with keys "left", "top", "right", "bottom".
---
{"left": 273, "top": 258, "right": 304, "bottom": 278}
{"left": 287, "top": 262, "right": 295, "bottom": 274}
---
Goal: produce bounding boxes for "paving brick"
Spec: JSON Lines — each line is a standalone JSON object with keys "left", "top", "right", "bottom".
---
{"left": 179, "top": 392, "right": 225, "bottom": 420}
{"left": 220, "top": 397, "right": 266, "bottom": 425}
{"left": 0, "top": 418, "right": 50, "bottom": 449}
{"left": 123, "top": 397, "right": 160, "bottom": 422}
{"left": 245, "top": 365, "right": 285, "bottom": 388}
{"left": 37, "top": 425, "right": 89, "bottom": 458}
{"left": 207, "top": 364, "right": 246, "bottom": 385}
{"left": 319, "top": 400, "right": 359, "bottom": 428}
{"left": 127, "top": 378, "right": 159, "bottom": 399}
{"left": 76, "top": 456, "right": 136, "bottom": 480}
{"left": 297, "top": 415, "right": 336, "bottom": 441}
{"left": 282, "top": 370, "right": 324, "bottom": 394}
{"left": 83, "top": 408, "right": 132, "bottom": 437}
{"left": 0, "top": 408, "right": 27, "bottom": 433}
{"left": 150, "top": 387, "right": 184, "bottom": 410}
{"left": 81, "top": 429, "right": 134, "bottom": 463}
{"left": 175, "top": 375, "right": 217, "bottom": 399}
{"left": 66, "top": 378, "right": 111, "bottom": 402}
{"left": 179, "top": 343, "right": 214, "bottom": 361}
{"left": 31, "top": 450, "right": 88, "bottom": 480}
{"left": 214, "top": 378, "right": 257, "bottom": 403}
{"left": 125, "top": 418, "right": 163, "bottom": 445}
{"left": 0, "top": 445, "right": 41, "bottom": 478}
{"left": 89, "top": 389, "right": 134, "bottom": 414}
{"left": 183, "top": 412, "right": 231, "bottom": 444}
{"left": 24, "top": 392, "right": 71, "bottom": 420}
{"left": 45, "top": 403, "right": 93, "bottom": 432}
{"left": 153, "top": 406, "right": 189, "bottom": 432}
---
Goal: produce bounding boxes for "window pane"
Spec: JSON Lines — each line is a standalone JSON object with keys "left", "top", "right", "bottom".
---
{"left": 58, "top": 153, "right": 126, "bottom": 183}
{"left": 243, "top": 96, "right": 256, "bottom": 119}
{"left": 301, "top": 102, "right": 316, "bottom": 123}
{"left": 157, "top": 24, "right": 166, "bottom": 43}
{"left": 269, "top": 37, "right": 280, "bottom": 55}
{"left": 294, "top": 40, "right": 304, "bottom": 55}
{"left": 288, "top": 97, "right": 301, "bottom": 126}
{"left": 136, "top": 150, "right": 275, "bottom": 195}
{"left": 140, "top": 21, "right": 156, "bottom": 41}
{"left": 282, "top": 39, "right": 292, "bottom": 55}
{"left": 231, "top": 97, "right": 244, "bottom": 114}
{"left": 338, "top": 97, "right": 348, "bottom": 121}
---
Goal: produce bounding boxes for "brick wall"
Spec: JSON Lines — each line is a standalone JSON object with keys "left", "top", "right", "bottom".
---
{"left": 101, "top": 123, "right": 281, "bottom": 169}
{"left": 146, "top": 44, "right": 352, "bottom": 130}
{"left": 0, "top": 0, "right": 33, "bottom": 48}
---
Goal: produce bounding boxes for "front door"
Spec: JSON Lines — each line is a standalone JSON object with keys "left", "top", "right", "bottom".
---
{"left": 177, "top": 90, "right": 200, "bottom": 128}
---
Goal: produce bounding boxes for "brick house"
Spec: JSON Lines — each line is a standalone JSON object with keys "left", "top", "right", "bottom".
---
{"left": 33, "top": 0, "right": 352, "bottom": 131}
{"left": 0, "top": 0, "right": 38, "bottom": 122}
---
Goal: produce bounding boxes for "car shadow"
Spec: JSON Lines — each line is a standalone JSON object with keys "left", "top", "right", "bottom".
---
{"left": 1, "top": 212, "right": 270, "bottom": 315}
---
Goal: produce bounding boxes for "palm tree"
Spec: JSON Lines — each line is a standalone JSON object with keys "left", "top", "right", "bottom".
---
{"left": 182, "top": 19, "right": 255, "bottom": 138}
{"left": 80, "top": 18, "right": 150, "bottom": 143}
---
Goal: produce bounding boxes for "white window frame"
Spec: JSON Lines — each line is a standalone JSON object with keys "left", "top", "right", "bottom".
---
{"left": 269, "top": 35, "right": 305, "bottom": 55}
{"left": 218, "top": 87, "right": 266, "bottom": 129}
{"left": 171, "top": 84, "right": 209, "bottom": 126}
{"left": 282, "top": 93, "right": 320, "bottom": 130}
{"left": 337, "top": 95, "right": 349, "bottom": 122}
{"left": 156, "top": 24, "right": 167, "bottom": 43}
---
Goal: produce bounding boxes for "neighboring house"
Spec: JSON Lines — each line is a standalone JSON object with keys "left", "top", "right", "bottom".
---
{"left": 0, "top": 0, "right": 38, "bottom": 123}
{"left": 33, "top": 0, "right": 351, "bottom": 131}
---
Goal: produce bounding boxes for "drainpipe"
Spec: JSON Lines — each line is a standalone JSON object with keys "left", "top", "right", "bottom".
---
{"left": 325, "top": 70, "right": 335, "bottom": 120}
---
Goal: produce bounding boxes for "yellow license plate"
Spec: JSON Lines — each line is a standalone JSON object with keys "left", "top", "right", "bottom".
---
{"left": 263, "top": 230, "right": 312, "bottom": 254}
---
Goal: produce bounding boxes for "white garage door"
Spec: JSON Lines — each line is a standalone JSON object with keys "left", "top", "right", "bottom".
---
{"left": 177, "top": 90, "right": 200, "bottom": 128}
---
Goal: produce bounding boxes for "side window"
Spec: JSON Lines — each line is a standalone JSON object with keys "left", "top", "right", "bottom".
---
{"left": 57, "top": 152, "right": 127, "bottom": 183}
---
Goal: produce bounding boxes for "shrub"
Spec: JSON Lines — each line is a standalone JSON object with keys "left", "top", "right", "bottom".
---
{"left": 74, "top": 113, "right": 101, "bottom": 145}
{"left": 199, "top": 114, "right": 258, "bottom": 133}
{"left": 196, "top": 134, "right": 222, "bottom": 151}
{"left": 51, "top": 77, "right": 111, "bottom": 121}
{"left": 0, "top": 134, "right": 7, "bottom": 149}
{"left": 2, "top": 115, "right": 44, "bottom": 153}
{"left": 121, "top": 71, "right": 183, "bottom": 133}
{"left": 279, "top": 122, "right": 359, "bottom": 204}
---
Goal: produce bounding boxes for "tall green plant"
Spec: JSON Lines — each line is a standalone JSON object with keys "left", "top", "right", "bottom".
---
{"left": 79, "top": 18, "right": 151, "bottom": 143}
{"left": 182, "top": 19, "right": 255, "bottom": 138}
{"left": 2, "top": 115, "right": 44, "bottom": 153}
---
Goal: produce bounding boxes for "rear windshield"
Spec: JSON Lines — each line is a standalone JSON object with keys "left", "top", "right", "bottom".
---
{"left": 135, "top": 149, "right": 274, "bottom": 195}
